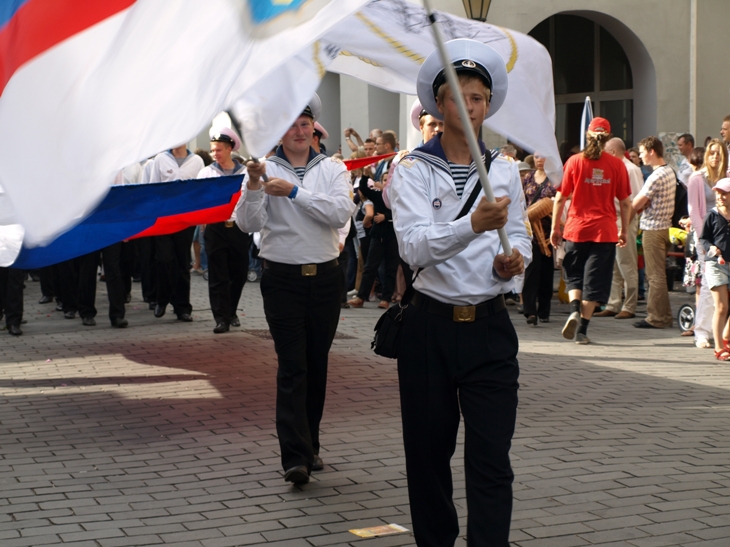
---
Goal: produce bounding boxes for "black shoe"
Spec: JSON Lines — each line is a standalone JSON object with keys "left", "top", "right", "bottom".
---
{"left": 213, "top": 322, "right": 229, "bottom": 334}
{"left": 148, "top": 301, "right": 157, "bottom": 310}
{"left": 111, "top": 318, "right": 128, "bottom": 328}
{"left": 64, "top": 311, "right": 76, "bottom": 319}
{"left": 633, "top": 319, "right": 658, "bottom": 329}
{"left": 283, "top": 465, "right": 309, "bottom": 484}
{"left": 39, "top": 295, "right": 54, "bottom": 304}
{"left": 21, "top": 319, "right": 27, "bottom": 324}
{"left": 132, "top": 277, "right": 141, "bottom": 283}
{"left": 8, "top": 325, "right": 22, "bottom": 336}
{"left": 125, "top": 293, "right": 132, "bottom": 304}
{"left": 82, "top": 317, "right": 96, "bottom": 327}
{"left": 539, "top": 317, "right": 550, "bottom": 323}
{"left": 55, "top": 302, "right": 63, "bottom": 312}
{"left": 230, "top": 317, "right": 240, "bottom": 327}
{"left": 154, "top": 305, "right": 165, "bottom": 318}
{"left": 312, "top": 455, "right": 324, "bottom": 471}
{"left": 526, "top": 315, "right": 537, "bottom": 326}
{"left": 177, "top": 313, "right": 193, "bottom": 322}
{"left": 30, "top": 274, "right": 40, "bottom": 282}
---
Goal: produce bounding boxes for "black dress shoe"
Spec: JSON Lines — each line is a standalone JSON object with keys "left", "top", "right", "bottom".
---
{"left": 230, "top": 317, "right": 240, "bottom": 327}
{"left": 125, "top": 293, "right": 132, "bottom": 304}
{"left": 64, "top": 311, "right": 76, "bottom": 319}
{"left": 633, "top": 319, "right": 658, "bottom": 329}
{"left": 213, "top": 322, "right": 229, "bottom": 334}
{"left": 55, "top": 302, "right": 63, "bottom": 312}
{"left": 312, "top": 455, "right": 324, "bottom": 471}
{"left": 8, "top": 325, "right": 22, "bottom": 336}
{"left": 283, "top": 465, "right": 309, "bottom": 484}
{"left": 39, "top": 295, "right": 54, "bottom": 304}
{"left": 177, "top": 313, "right": 193, "bottom": 322}
{"left": 148, "top": 301, "right": 157, "bottom": 310}
{"left": 154, "top": 305, "right": 165, "bottom": 318}
{"left": 111, "top": 318, "right": 128, "bottom": 328}
{"left": 82, "top": 317, "right": 96, "bottom": 327}
{"left": 21, "top": 319, "right": 27, "bottom": 324}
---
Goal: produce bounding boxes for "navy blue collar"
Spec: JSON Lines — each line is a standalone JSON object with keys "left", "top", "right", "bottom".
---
{"left": 417, "top": 133, "right": 486, "bottom": 164}
{"left": 275, "top": 145, "right": 321, "bottom": 168}
{"left": 212, "top": 159, "right": 243, "bottom": 174}
{"left": 167, "top": 149, "right": 191, "bottom": 159}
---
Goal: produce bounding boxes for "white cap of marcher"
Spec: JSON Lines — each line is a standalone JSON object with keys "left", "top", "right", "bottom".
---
{"left": 302, "top": 93, "right": 322, "bottom": 122}
{"left": 209, "top": 126, "right": 242, "bottom": 151}
{"left": 314, "top": 122, "right": 329, "bottom": 140}
{"left": 416, "top": 38, "right": 508, "bottom": 122}
{"left": 410, "top": 99, "right": 427, "bottom": 131}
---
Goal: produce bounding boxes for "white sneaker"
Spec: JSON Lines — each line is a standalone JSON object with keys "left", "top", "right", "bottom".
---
{"left": 347, "top": 289, "right": 357, "bottom": 297}
{"left": 575, "top": 332, "right": 591, "bottom": 344}
{"left": 695, "top": 338, "right": 712, "bottom": 349}
{"left": 562, "top": 311, "right": 580, "bottom": 340}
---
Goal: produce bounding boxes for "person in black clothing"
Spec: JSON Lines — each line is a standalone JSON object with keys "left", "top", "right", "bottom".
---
{"left": 347, "top": 175, "right": 399, "bottom": 309}
{"left": 0, "top": 267, "right": 24, "bottom": 335}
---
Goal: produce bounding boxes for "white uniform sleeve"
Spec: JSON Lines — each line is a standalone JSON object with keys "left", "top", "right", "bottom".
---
{"left": 391, "top": 163, "right": 481, "bottom": 268}
{"left": 492, "top": 163, "right": 533, "bottom": 279}
{"left": 235, "top": 181, "right": 268, "bottom": 233}
{"left": 292, "top": 162, "right": 356, "bottom": 228}
{"left": 338, "top": 219, "right": 351, "bottom": 246}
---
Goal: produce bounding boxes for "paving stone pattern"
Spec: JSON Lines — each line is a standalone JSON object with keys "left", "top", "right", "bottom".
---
{"left": 1, "top": 275, "right": 729, "bottom": 546}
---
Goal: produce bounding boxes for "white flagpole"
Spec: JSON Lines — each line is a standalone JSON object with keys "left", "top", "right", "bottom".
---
{"left": 579, "top": 96, "right": 593, "bottom": 151}
{"left": 422, "top": 0, "right": 512, "bottom": 256}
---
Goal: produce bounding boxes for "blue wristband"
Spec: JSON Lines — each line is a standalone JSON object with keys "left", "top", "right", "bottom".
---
{"left": 288, "top": 185, "right": 299, "bottom": 200}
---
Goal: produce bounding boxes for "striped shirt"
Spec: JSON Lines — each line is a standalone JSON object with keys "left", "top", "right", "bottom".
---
{"left": 638, "top": 164, "right": 676, "bottom": 231}
{"left": 294, "top": 166, "right": 306, "bottom": 181}
{"left": 448, "top": 161, "right": 470, "bottom": 198}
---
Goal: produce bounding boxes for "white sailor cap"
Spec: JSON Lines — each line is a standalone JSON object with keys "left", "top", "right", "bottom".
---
{"left": 416, "top": 38, "right": 508, "bottom": 121}
{"left": 302, "top": 93, "right": 322, "bottom": 122}
{"left": 314, "top": 121, "right": 328, "bottom": 140}
{"left": 209, "top": 126, "right": 241, "bottom": 151}
{"left": 410, "top": 99, "right": 428, "bottom": 130}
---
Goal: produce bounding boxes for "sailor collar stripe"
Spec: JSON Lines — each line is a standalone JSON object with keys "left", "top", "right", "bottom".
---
{"left": 267, "top": 153, "right": 327, "bottom": 180}
{"left": 406, "top": 149, "right": 498, "bottom": 180}
{"left": 212, "top": 162, "right": 245, "bottom": 176}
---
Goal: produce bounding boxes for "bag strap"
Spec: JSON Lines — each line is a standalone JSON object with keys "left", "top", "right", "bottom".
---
{"left": 405, "top": 152, "right": 492, "bottom": 296}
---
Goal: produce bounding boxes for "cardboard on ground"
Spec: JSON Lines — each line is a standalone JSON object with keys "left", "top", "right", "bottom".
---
{"left": 349, "top": 523, "right": 410, "bottom": 538}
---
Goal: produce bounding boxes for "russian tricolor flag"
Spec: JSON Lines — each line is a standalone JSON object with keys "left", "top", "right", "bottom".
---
{"left": 0, "top": 0, "right": 368, "bottom": 266}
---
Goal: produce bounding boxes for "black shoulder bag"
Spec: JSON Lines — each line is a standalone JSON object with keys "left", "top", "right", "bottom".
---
{"left": 372, "top": 166, "right": 488, "bottom": 358}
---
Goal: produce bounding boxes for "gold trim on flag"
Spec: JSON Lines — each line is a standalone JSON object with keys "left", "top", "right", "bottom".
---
{"left": 356, "top": 12, "right": 425, "bottom": 64}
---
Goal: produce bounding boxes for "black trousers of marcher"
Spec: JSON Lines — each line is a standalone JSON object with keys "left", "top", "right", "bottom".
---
{"left": 0, "top": 267, "right": 25, "bottom": 327}
{"left": 58, "top": 253, "right": 99, "bottom": 318}
{"left": 155, "top": 227, "right": 195, "bottom": 315}
{"left": 101, "top": 242, "right": 126, "bottom": 323}
{"left": 204, "top": 223, "right": 251, "bottom": 325}
{"left": 357, "top": 236, "right": 398, "bottom": 302}
{"left": 522, "top": 239, "right": 554, "bottom": 319}
{"left": 338, "top": 246, "right": 350, "bottom": 303}
{"left": 398, "top": 304, "right": 519, "bottom": 547}
{"left": 39, "top": 265, "right": 57, "bottom": 298}
{"left": 120, "top": 241, "right": 135, "bottom": 298}
{"left": 136, "top": 236, "right": 157, "bottom": 303}
{"left": 260, "top": 264, "right": 342, "bottom": 472}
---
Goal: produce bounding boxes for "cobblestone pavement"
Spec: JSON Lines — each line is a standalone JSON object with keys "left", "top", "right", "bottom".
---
{"left": 1, "top": 273, "right": 729, "bottom": 547}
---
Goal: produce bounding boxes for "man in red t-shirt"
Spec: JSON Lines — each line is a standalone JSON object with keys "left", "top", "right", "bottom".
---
{"left": 550, "top": 118, "right": 632, "bottom": 344}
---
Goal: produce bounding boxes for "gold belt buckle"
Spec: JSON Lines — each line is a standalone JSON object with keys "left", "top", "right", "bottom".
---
{"left": 453, "top": 305, "right": 476, "bottom": 323}
{"left": 224, "top": 220, "right": 234, "bottom": 228}
{"left": 301, "top": 264, "right": 317, "bottom": 276}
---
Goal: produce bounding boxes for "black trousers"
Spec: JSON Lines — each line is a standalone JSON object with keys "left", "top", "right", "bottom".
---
{"left": 58, "top": 253, "right": 99, "bottom": 318}
{"left": 101, "top": 242, "right": 127, "bottom": 322}
{"left": 0, "top": 268, "right": 24, "bottom": 327}
{"left": 338, "top": 246, "right": 350, "bottom": 303}
{"left": 120, "top": 241, "right": 135, "bottom": 298}
{"left": 155, "top": 227, "right": 195, "bottom": 315}
{"left": 136, "top": 236, "right": 157, "bottom": 303}
{"left": 260, "top": 264, "right": 342, "bottom": 472}
{"left": 39, "top": 265, "right": 57, "bottom": 298}
{"left": 522, "top": 239, "right": 554, "bottom": 319}
{"left": 357, "top": 236, "right": 398, "bottom": 302}
{"left": 204, "top": 223, "right": 251, "bottom": 325}
{"left": 398, "top": 304, "right": 519, "bottom": 547}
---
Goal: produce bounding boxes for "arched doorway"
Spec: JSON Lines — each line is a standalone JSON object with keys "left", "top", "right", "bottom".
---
{"left": 529, "top": 14, "right": 635, "bottom": 162}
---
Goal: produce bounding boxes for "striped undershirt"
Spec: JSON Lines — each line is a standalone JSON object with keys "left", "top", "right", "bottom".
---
{"left": 448, "top": 161, "right": 470, "bottom": 198}
{"left": 293, "top": 166, "right": 306, "bottom": 181}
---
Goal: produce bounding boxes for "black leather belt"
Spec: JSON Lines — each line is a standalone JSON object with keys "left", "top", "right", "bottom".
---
{"left": 263, "top": 258, "right": 339, "bottom": 277}
{"left": 411, "top": 291, "right": 506, "bottom": 323}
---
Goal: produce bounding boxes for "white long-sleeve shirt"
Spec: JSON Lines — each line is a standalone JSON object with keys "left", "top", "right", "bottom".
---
{"left": 390, "top": 137, "right": 532, "bottom": 306}
{"left": 146, "top": 150, "right": 204, "bottom": 183}
{"left": 197, "top": 161, "right": 246, "bottom": 222}
{"left": 235, "top": 150, "right": 355, "bottom": 264}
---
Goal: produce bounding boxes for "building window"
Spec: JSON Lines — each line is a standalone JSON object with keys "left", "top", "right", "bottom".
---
{"left": 530, "top": 14, "right": 634, "bottom": 161}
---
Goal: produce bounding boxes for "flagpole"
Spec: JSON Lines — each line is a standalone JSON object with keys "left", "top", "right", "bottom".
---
{"left": 422, "top": 0, "right": 512, "bottom": 256}
{"left": 226, "top": 110, "right": 270, "bottom": 182}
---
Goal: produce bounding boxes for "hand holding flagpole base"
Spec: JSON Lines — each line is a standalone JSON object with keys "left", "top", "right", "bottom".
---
{"left": 422, "top": 0, "right": 512, "bottom": 256}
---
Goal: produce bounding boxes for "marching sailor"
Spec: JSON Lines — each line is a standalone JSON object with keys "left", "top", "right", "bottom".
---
{"left": 389, "top": 39, "right": 532, "bottom": 546}
{"left": 197, "top": 127, "right": 251, "bottom": 333}
{"left": 236, "top": 95, "right": 356, "bottom": 485}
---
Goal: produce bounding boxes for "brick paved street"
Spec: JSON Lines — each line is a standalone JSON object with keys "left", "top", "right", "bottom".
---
{"left": 2, "top": 274, "right": 730, "bottom": 546}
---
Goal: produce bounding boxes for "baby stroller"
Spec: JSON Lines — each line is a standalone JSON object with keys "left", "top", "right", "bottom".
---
{"left": 677, "top": 302, "right": 695, "bottom": 334}
{"left": 247, "top": 233, "right": 262, "bottom": 282}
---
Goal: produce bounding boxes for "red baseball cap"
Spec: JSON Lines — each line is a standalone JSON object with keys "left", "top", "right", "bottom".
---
{"left": 588, "top": 117, "right": 611, "bottom": 134}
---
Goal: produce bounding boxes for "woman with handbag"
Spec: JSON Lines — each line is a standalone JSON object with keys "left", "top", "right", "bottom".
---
{"left": 521, "top": 154, "right": 556, "bottom": 324}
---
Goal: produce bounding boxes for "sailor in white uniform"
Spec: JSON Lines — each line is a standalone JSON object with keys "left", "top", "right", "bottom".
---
{"left": 389, "top": 39, "right": 532, "bottom": 547}
{"left": 236, "top": 95, "right": 356, "bottom": 485}
{"left": 146, "top": 146, "right": 203, "bottom": 322}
